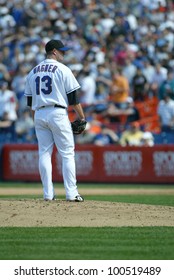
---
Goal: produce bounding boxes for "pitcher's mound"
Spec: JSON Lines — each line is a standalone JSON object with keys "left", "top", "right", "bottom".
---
{"left": 0, "top": 199, "right": 174, "bottom": 227}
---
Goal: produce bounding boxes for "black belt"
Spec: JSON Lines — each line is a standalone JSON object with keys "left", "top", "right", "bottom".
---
{"left": 40, "top": 104, "right": 66, "bottom": 109}
{"left": 54, "top": 104, "right": 66, "bottom": 109}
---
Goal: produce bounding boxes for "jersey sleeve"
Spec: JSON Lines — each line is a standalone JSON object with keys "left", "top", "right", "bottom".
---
{"left": 24, "top": 77, "right": 32, "bottom": 96}
{"left": 64, "top": 67, "right": 81, "bottom": 94}
{"left": 67, "top": 90, "right": 80, "bottom": 105}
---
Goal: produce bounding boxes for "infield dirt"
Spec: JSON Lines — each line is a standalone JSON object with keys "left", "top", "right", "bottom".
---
{"left": 0, "top": 188, "right": 174, "bottom": 227}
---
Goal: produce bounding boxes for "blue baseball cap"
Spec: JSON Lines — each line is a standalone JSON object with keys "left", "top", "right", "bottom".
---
{"left": 45, "top": 39, "right": 71, "bottom": 53}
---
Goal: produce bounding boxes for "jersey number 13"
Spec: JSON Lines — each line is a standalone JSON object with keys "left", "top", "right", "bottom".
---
{"left": 35, "top": 76, "right": 52, "bottom": 95}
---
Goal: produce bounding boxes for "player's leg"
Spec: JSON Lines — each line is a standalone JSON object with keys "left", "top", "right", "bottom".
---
{"left": 34, "top": 111, "right": 55, "bottom": 200}
{"left": 49, "top": 109, "right": 80, "bottom": 200}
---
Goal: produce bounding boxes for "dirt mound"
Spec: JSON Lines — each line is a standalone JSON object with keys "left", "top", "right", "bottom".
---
{"left": 0, "top": 199, "right": 173, "bottom": 227}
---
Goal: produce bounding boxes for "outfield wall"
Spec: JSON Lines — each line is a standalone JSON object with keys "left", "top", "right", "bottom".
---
{"left": 1, "top": 144, "right": 174, "bottom": 183}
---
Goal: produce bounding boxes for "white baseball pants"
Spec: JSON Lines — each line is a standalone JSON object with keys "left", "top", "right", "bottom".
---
{"left": 34, "top": 106, "right": 79, "bottom": 200}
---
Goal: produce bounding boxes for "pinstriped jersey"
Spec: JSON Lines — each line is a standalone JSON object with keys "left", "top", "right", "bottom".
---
{"left": 24, "top": 58, "right": 80, "bottom": 110}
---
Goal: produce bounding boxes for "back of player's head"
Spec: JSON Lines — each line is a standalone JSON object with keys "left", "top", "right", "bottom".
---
{"left": 45, "top": 40, "right": 70, "bottom": 53}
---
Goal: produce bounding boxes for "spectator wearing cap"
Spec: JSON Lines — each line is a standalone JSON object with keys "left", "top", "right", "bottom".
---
{"left": 119, "top": 121, "right": 144, "bottom": 146}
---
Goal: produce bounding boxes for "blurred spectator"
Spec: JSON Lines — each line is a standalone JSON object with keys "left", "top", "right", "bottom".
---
{"left": 10, "top": 2, "right": 26, "bottom": 27}
{"left": 84, "top": 17, "right": 103, "bottom": 44}
{"left": 140, "top": 131, "right": 154, "bottom": 146}
{"left": 158, "top": 71, "right": 174, "bottom": 100}
{"left": 0, "top": 81, "right": 18, "bottom": 122}
{"left": 93, "top": 126, "right": 119, "bottom": 146}
{"left": 142, "top": 59, "right": 155, "bottom": 84}
{"left": 15, "top": 108, "right": 35, "bottom": 142}
{"left": 162, "top": 27, "right": 174, "bottom": 52}
{"left": 79, "top": 67, "right": 96, "bottom": 106}
{"left": 157, "top": 92, "right": 174, "bottom": 132}
{"left": 0, "top": 111, "right": 16, "bottom": 142}
{"left": 150, "top": 62, "right": 168, "bottom": 96}
{"left": 11, "top": 64, "right": 28, "bottom": 114}
{"left": 132, "top": 50, "right": 146, "bottom": 69}
{"left": 109, "top": 12, "right": 131, "bottom": 39}
{"left": 119, "top": 121, "right": 144, "bottom": 146}
{"left": 132, "top": 67, "right": 149, "bottom": 101}
{"left": 109, "top": 68, "right": 130, "bottom": 108}
{"left": 98, "top": 68, "right": 130, "bottom": 110}
{"left": 0, "top": 111, "right": 13, "bottom": 131}
{"left": 122, "top": 58, "right": 137, "bottom": 87}
{"left": 1, "top": 47, "right": 13, "bottom": 73}
{"left": 94, "top": 63, "right": 111, "bottom": 113}
{"left": 0, "top": 63, "right": 11, "bottom": 83}
{"left": 0, "top": 6, "right": 16, "bottom": 29}
{"left": 98, "top": 11, "right": 115, "bottom": 38}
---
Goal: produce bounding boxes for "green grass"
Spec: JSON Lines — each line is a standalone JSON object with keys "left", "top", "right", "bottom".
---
{"left": 85, "top": 195, "right": 174, "bottom": 206}
{"left": 0, "top": 182, "right": 174, "bottom": 189}
{"left": 0, "top": 227, "right": 174, "bottom": 260}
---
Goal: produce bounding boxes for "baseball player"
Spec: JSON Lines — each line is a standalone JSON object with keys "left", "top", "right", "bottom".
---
{"left": 24, "top": 39, "right": 86, "bottom": 202}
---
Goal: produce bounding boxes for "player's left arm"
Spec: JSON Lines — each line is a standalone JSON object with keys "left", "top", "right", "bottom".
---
{"left": 27, "top": 96, "right": 35, "bottom": 119}
{"left": 67, "top": 90, "right": 85, "bottom": 120}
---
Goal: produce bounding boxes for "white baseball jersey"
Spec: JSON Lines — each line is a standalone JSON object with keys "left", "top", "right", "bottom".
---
{"left": 24, "top": 58, "right": 80, "bottom": 110}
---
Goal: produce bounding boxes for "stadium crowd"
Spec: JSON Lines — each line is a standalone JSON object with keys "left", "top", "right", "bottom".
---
{"left": 0, "top": 0, "right": 174, "bottom": 146}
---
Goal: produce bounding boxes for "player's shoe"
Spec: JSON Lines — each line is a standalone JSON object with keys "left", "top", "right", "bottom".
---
{"left": 44, "top": 196, "right": 56, "bottom": 201}
{"left": 67, "top": 195, "right": 84, "bottom": 202}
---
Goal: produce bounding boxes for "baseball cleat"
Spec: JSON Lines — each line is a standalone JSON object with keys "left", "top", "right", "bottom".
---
{"left": 44, "top": 196, "right": 56, "bottom": 201}
{"left": 67, "top": 195, "right": 84, "bottom": 202}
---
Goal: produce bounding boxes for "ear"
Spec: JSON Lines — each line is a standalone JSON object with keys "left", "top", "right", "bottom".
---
{"left": 53, "top": 49, "right": 57, "bottom": 55}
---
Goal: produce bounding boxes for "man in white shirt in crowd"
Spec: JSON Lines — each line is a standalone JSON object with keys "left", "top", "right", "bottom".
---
{"left": 157, "top": 92, "right": 174, "bottom": 132}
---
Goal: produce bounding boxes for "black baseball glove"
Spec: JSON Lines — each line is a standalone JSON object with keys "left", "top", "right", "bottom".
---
{"left": 71, "top": 119, "right": 87, "bottom": 135}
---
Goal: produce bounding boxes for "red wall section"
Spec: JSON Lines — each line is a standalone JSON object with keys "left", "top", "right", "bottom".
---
{"left": 2, "top": 144, "right": 174, "bottom": 183}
